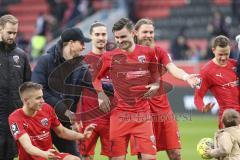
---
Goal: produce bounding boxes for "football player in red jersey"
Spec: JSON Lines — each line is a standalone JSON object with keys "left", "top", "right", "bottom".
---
{"left": 93, "top": 18, "right": 160, "bottom": 160}
{"left": 194, "top": 35, "right": 240, "bottom": 128}
{"left": 77, "top": 22, "right": 113, "bottom": 160}
{"left": 8, "top": 82, "right": 96, "bottom": 160}
{"left": 132, "top": 18, "right": 200, "bottom": 160}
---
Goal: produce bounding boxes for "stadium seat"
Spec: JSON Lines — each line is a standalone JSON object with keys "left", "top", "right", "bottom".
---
{"left": 213, "top": 0, "right": 232, "bottom": 6}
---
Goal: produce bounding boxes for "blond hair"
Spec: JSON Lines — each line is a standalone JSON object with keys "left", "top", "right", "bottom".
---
{"left": 0, "top": 14, "right": 18, "bottom": 28}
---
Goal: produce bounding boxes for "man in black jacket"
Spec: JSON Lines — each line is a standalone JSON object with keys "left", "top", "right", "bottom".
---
{"left": 0, "top": 14, "right": 31, "bottom": 160}
{"left": 31, "top": 27, "right": 92, "bottom": 156}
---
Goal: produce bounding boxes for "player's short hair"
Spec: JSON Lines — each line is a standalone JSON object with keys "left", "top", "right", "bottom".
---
{"left": 222, "top": 109, "right": 240, "bottom": 127}
{"left": 19, "top": 82, "right": 43, "bottom": 96}
{"left": 0, "top": 14, "right": 18, "bottom": 28}
{"left": 89, "top": 21, "right": 106, "bottom": 34}
{"left": 135, "top": 18, "right": 154, "bottom": 31}
{"left": 212, "top": 35, "right": 230, "bottom": 48}
{"left": 112, "top": 18, "right": 134, "bottom": 33}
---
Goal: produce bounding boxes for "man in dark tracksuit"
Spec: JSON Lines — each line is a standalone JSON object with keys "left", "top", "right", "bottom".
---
{"left": 31, "top": 28, "right": 92, "bottom": 156}
{"left": 0, "top": 14, "right": 31, "bottom": 160}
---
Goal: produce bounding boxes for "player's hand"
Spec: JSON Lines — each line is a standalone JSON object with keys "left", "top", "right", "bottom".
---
{"left": 83, "top": 123, "right": 97, "bottom": 138}
{"left": 98, "top": 91, "right": 111, "bottom": 113}
{"left": 202, "top": 102, "right": 215, "bottom": 112}
{"left": 205, "top": 148, "right": 213, "bottom": 158}
{"left": 64, "top": 110, "right": 76, "bottom": 124}
{"left": 143, "top": 82, "right": 160, "bottom": 98}
{"left": 71, "top": 122, "right": 81, "bottom": 131}
{"left": 43, "top": 149, "right": 61, "bottom": 159}
{"left": 185, "top": 74, "right": 200, "bottom": 88}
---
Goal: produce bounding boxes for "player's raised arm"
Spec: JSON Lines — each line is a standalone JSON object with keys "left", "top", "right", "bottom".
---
{"left": 166, "top": 62, "right": 200, "bottom": 88}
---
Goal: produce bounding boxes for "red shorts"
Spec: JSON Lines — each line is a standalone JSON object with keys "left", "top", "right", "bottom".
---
{"left": 78, "top": 123, "right": 111, "bottom": 157}
{"left": 153, "top": 117, "right": 181, "bottom": 151}
{"left": 130, "top": 111, "right": 181, "bottom": 155}
{"left": 110, "top": 110, "right": 156, "bottom": 157}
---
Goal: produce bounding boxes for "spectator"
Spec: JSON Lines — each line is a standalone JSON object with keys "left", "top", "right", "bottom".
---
{"left": 170, "top": 35, "right": 192, "bottom": 60}
{"left": 207, "top": 10, "right": 229, "bottom": 37}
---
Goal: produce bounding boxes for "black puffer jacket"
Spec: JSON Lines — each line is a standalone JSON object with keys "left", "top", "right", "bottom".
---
{"left": 0, "top": 42, "right": 31, "bottom": 130}
{"left": 31, "top": 41, "right": 93, "bottom": 124}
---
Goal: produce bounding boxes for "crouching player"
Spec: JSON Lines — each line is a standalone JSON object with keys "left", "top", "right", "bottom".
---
{"left": 8, "top": 82, "right": 96, "bottom": 160}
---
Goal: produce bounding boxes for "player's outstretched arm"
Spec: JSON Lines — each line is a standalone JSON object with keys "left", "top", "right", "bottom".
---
{"left": 166, "top": 63, "right": 200, "bottom": 87}
{"left": 54, "top": 123, "right": 97, "bottom": 140}
{"left": 18, "top": 133, "right": 61, "bottom": 159}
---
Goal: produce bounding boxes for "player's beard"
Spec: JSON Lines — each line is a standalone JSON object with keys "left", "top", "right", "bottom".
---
{"left": 138, "top": 38, "right": 154, "bottom": 47}
{"left": 1, "top": 36, "right": 15, "bottom": 45}
{"left": 118, "top": 41, "right": 132, "bottom": 50}
{"left": 96, "top": 41, "right": 106, "bottom": 50}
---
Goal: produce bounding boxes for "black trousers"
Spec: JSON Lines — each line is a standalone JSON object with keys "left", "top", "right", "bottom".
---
{"left": 0, "top": 130, "right": 18, "bottom": 160}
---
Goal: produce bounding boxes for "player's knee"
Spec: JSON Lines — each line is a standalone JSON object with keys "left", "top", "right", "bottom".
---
{"left": 167, "top": 149, "right": 181, "bottom": 160}
{"left": 140, "top": 154, "right": 156, "bottom": 160}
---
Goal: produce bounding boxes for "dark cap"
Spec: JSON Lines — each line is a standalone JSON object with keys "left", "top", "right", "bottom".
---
{"left": 61, "top": 27, "right": 91, "bottom": 43}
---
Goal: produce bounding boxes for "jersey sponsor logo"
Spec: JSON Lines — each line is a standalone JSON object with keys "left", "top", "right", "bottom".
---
{"left": 11, "top": 123, "right": 20, "bottom": 136}
{"left": 137, "top": 55, "right": 146, "bottom": 63}
{"left": 215, "top": 73, "right": 223, "bottom": 78}
{"left": 40, "top": 118, "right": 49, "bottom": 126}
{"left": 222, "top": 80, "right": 239, "bottom": 88}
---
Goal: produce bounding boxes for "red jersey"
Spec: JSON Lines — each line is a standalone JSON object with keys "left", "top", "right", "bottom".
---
{"left": 78, "top": 52, "right": 111, "bottom": 124}
{"left": 93, "top": 45, "right": 159, "bottom": 112}
{"left": 194, "top": 59, "right": 240, "bottom": 117}
{"left": 8, "top": 103, "right": 60, "bottom": 160}
{"left": 149, "top": 46, "right": 172, "bottom": 111}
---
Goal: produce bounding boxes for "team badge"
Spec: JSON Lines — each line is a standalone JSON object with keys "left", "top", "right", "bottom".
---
{"left": 13, "top": 55, "right": 20, "bottom": 64}
{"left": 11, "top": 123, "right": 20, "bottom": 136}
{"left": 138, "top": 55, "right": 146, "bottom": 63}
{"left": 41, "top": 118, "right": 49, "bottom": 126}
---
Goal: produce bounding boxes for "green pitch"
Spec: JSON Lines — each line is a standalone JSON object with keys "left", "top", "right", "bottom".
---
{"left": 14, "top": 115, "right": 218, "bottom": 160}
{"left": 94, "top": 115, "right": 218, "bottom": 160}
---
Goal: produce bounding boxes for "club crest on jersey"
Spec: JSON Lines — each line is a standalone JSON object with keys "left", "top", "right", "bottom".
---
{"left": 11, "top": 123, "right": 20, "bottom": 136}
{"left": 138, "top": 55, "right": 146, "bottom": 63}
{"left": 41, "top": 118, "right": 49, "bottom": 126}
{"left": 13, "top": 55, "right": 20, "bottom": 64}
